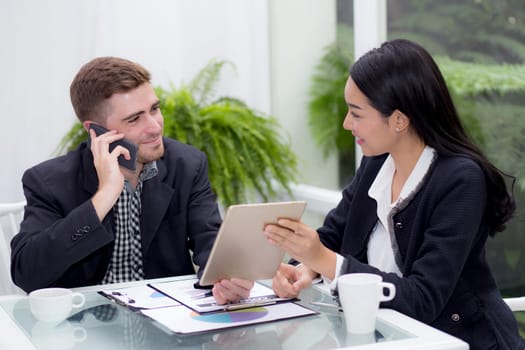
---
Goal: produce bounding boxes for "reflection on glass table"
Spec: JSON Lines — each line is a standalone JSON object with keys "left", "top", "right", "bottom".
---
{"left": 0, "top": 276, "right": 468, "bottom": 350}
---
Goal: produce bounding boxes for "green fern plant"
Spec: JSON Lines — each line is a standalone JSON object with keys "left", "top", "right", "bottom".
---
{"left": 56, "top": 59, "right": 298, "bottom": 207}
{"left": 308, "top": 43, "right": 355, "bottom": 185}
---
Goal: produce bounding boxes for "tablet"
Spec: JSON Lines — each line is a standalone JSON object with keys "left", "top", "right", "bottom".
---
{"left": 199, "top": 201, "right": 307, "bottom": 286}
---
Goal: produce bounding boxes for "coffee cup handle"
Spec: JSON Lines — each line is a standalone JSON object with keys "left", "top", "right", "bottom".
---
{"left": 71, "top": 292, "right": 85, "bottom": 309}
{"left": 73, "top": 326, "right": 87, "bottom": 342}
{"left": 379, "top": 282, "right": 396, "bottom": 302}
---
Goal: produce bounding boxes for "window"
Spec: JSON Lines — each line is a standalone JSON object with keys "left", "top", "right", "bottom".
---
{"left": 334, "top": 0, "right": 525, "bottom": 300}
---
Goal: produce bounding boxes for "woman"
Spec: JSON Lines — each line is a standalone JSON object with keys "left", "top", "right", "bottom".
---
{"left": 264, "top": 39, "right": 523, "bottom": 349}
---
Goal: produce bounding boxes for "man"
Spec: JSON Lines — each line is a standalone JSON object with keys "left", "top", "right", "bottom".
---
{"left": 11, "top": 57, "right": 252, "bottom": 303}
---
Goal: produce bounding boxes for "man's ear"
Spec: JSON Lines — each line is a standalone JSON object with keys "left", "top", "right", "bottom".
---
{"left": 82, "top": 121, "right": 93, "bottom": 131}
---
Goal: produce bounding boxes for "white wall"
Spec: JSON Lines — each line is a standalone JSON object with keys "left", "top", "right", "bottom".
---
{"left": 0, "top": 0, "right": 271, "bottom": 201}
{"left": 1, "top": 0, "right": 339, "bottom": 203}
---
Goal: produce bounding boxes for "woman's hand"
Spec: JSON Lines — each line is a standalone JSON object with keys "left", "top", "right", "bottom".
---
{"left": 212, "top": 278, "right": 254, "bottom": 305}
{"left": 263, "top": 219, "right": 322, "bottom": 267}
{"left": 272, "top": 263, "right": 316, "bottom": 298}
{"left": 264, "top": 219, "right": 337, "bottom": 279}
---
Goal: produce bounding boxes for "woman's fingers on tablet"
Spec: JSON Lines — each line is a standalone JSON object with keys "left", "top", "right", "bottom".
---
{"left": 264, "top": 224, "right": 295, "bottom": 246}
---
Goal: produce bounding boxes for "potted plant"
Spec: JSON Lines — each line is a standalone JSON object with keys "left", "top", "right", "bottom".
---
{"left": 56, "top": 60, "right": 298, "bottom": 207}
{"left": 308, "top": 42, "right": 355, "bottom": 187}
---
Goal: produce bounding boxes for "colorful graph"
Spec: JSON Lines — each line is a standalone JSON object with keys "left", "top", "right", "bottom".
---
{"left": 191, "top": 307, "right": 269, "bottom": 323}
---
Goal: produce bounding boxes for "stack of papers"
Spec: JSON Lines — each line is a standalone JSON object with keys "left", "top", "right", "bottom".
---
{"left": 142, "top": 301, "right": 316, "bottom": 335}
{"left": 100, "top": 285, "right": 180, "bottom": 310}
{"left": 100, "top": 278, "right": 317, "bottom": 334}
{"left": 149, "top": 278, "right": 289, "bottom": 313}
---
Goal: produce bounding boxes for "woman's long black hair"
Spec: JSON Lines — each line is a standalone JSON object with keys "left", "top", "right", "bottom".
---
{"left": 350, "top": 38, "right": 515, "bottom": 235}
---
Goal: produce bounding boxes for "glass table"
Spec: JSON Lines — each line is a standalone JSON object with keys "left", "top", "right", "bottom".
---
{"left": 0, "top": 276, "right": 468, "bottom": 349}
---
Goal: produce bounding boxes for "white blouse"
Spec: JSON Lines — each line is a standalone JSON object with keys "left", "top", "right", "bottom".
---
{"left": 325, "top": 146, "right": 436, "bottom": 286}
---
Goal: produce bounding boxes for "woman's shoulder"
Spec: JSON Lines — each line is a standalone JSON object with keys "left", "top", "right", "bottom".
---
{"left": 434, "top": 154, "right": 483, "bottom": 175}
{"left": 431, "top": 154, "right": 486, "bottom": 187}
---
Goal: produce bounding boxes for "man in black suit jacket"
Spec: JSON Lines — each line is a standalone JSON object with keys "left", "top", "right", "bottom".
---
{"left": 11, "top": 57, "right": 252, "bottom": 304}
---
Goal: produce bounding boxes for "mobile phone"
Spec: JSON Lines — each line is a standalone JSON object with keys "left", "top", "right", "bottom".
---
{"left": 87, "top": 124, "right": 138, "bottom": 171}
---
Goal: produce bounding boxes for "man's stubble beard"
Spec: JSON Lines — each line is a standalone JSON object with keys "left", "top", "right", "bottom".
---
{"left": 137, "top": 141, "right": 165, "bottom": 164}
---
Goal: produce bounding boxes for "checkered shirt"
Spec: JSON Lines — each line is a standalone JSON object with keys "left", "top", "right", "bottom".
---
{"left": 102, "top": 162, "right": 158, "bottom": 284}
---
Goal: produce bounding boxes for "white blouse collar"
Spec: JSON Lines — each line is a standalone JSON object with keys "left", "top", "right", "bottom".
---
{"left": 369, "top": 146, "right": 436, "bottom": 205}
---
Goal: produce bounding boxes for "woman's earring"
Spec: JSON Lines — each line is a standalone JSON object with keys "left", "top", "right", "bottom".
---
{"left": 395, "top": 128, "right": 400, "bottom": 132}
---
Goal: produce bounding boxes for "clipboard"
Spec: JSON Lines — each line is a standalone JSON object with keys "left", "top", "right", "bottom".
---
{"left": 149, "top": 278, "right": 290, "bottom": 313}
{"left": 99, "top": 285, "right": 181, "bottom": 311}
{"left": 199, "top": 201, "right": 307, "bottom": 286}
{"left": 142, "top": 301, "right": 317, "bottom": 335}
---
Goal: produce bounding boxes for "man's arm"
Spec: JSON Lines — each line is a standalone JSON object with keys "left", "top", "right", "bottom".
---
{"left": 11, "top": 166, "right": 114, "bottom": 293}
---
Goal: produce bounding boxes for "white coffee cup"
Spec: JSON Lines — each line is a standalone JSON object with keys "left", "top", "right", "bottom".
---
{"left": 29, "top": 288, "right": 85, "bottom": 323}
{"left": 338, "top": 273, "right": 396, "bottom": 334}
{"left": 345, "top": 332, "right": 377, "bottom": 346}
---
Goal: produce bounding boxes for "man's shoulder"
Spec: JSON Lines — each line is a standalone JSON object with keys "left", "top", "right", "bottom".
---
{"left": 156, "top": 138, "right": 212, "bottom": 185}
{"left": 162, "top": 137, "right": 206, "bottom": 161}
{"left": 24, "top": 145, "right": 87, "bottom": 180}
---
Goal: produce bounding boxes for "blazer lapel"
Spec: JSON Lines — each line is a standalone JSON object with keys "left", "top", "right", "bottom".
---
{"left": 345, "top": 195, "right": 377, "bottom": 260}
{"left": 343, "top": 155, "right": 386, "bottom": 261}
{"left": 82, "top": 144, "right": 173, "bottom": 253}
{"left": 140, "top": 160, "right": 174, "bottom": 253}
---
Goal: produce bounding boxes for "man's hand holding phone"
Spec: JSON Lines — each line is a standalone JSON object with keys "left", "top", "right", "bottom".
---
{"left": 87, "top": 124, "right": 138, "bottom": 221}
{"left": 88, "top": 124, "right": 138, "bottom": 171}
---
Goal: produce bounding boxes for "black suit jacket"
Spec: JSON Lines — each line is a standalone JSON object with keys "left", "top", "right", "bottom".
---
{"left": 321, "top": 154, "right": 523, "bottom": 350}
{"left": 11, "top": 138, "right": 221, "bottom": 293}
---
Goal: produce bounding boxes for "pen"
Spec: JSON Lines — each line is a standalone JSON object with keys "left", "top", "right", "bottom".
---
{"left": 310, "top": 301, "right": 343, "bottom": 311}
{"left": 191, "top": 290, "right": 213, "bottom": 299}
{"left": 224, "top": 300, "right": 276, "bottom": 311}
{"left": 197, "top": 296, "right": 281, "bottom": 309}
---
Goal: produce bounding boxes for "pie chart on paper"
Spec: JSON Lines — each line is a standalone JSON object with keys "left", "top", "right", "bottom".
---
{"left": 150, "top": 291, "right": 166, "bottom": 298}
{"left": 191, "top": 307, "right": 269, "bottom": 323}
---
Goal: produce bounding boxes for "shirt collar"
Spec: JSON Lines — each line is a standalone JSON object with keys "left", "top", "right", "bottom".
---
{"left": 368, "top": 146, "right": 436, "bottom": 205}
{"left": 140, "top": 161, "right": 158, "bottom": 182}
{"left": 123, "top": 161, "right": 159, "bottom": 193}
{"left": 399, "top": 146, "right": 435, "bottom": 200}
